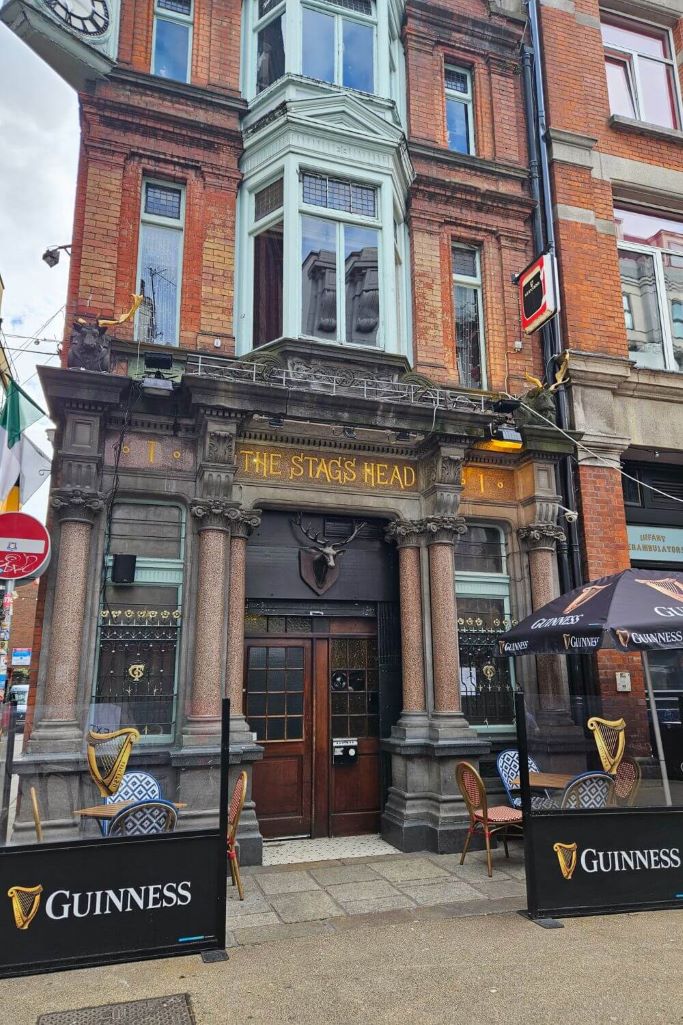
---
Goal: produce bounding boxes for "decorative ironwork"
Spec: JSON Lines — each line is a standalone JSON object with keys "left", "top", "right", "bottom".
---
{"left": 458, "top": 613, "right": 515, "bottom": 725}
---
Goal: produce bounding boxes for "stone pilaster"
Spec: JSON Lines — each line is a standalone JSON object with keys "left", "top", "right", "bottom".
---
{"left": 29, "top": 487, "right": 104, "bottom": 752}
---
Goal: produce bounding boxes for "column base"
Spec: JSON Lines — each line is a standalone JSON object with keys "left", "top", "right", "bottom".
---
{"left": 391, "top": 711, "right": 430, "bottom": 741}
{"left": 428, "top": 711, "right": 481, "bottom": 742}
{"left": 380, "top": 731, "right": 490, "bottom": 854}
{"left": 180, "top": 714, "right": 222, "bottom": 748}
{"left": 26, "top": 719, "right": 83, "bottom": 754}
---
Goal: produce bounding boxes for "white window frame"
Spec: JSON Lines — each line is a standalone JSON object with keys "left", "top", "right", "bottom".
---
{"left": 455, "top": 524, "right": 516, "bottom": 732}
{"left": 452, "top": 243, "right": 487, "bottom": 389}
{"left": 136, "top": 179, "right": 186, "bottom": 348}
{"left": 618, "top": 237, "right": 681, "bottom": 372}
{"left": 444, "top": 64, "right": 475, "bottom": 155}
{"left": 253, "top": 0, "right": 287, "bottom": 95}
{"left": 152, "top": 0, "right": 193, "bottom": 84}
{"left": 601, "top": 11, "right": 682, "bottom": 129}
{"left": 300, "top": 0, "right": 377, "bottom": 94}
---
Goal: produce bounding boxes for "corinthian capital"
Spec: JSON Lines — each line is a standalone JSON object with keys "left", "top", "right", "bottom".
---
{"left": 421, "top": 515, "right": 468, "bottom": 545}
{"left": 51, "top": 487, "right": 105, "bottom": 525}
{"left": 191, "top": 500, "right": 261, "bottom": 537}
{"left": 518, "top": 522, "right": 566, "bottom": 551}
{"left": 385, "top": 519, "right": 424, "bottom": 548}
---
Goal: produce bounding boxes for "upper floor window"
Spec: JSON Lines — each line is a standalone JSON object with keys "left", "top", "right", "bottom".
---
{"left": 137, "top": 181, "right": 185, "bottom": 347}
{"left": 452, "top": 245, "right": 485, "bottom": 388}
{"left": 616, "top": 206, "right": 683, "bottom": 373}
{"left": 153, "top": 0, "right": 192, "bottom": 83}
{"left": 302, "top": 0, "right": 375, "bottom": 93}
{"left": 445, "top": 65, "right": 474, "bottom": 154}
{"left": 256, "top": 0, "right": 286, "bottom": 93}
{"left": 601, "top": 15, "right": 680, "bottom": 130}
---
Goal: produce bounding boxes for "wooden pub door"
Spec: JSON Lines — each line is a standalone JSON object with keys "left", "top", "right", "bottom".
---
{"left": 245, "top": 619, "right": 381, "bottom": 838}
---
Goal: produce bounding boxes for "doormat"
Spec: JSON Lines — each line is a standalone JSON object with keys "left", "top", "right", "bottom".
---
{"left": 37, "top": 993, "right": 194, "bottom": 1025}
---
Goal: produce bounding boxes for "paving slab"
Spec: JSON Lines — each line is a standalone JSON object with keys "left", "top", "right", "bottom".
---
{"left": 269, "top": 890, "right": 347, "bottom": 923}
{"left": 225, "top": 911, "right": 282, "bottom": 930}
{"left": 372, "top": 857, "right": 451, "bottom": 882}
{"left": 396, "top": 878, "right": 483, "bottom": 906}
{"left": 339, "top": 894, "right": 416, "bottom": 916}
{"left": 465, "top": 877, "right": 527, "bottom": 899}
{"left": 325, "top": 879, "right": 402, "bottom": 903}
{"left": 232, "top": 920, "right": 333, "bottom": 946}
{"left": 309, "top": 863, "right": 383, "bottom": 886}
{"left": 225, "top": 892, "right": 273, "bottom": 918}
{"left": 256, "top": 870, "right": 320, "bottom": 895}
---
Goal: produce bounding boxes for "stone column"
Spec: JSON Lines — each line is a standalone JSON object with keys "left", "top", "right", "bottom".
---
{"left": 385, "top": 520, "right": 427, "bottom": 737}
{"left": 425, "top": 516, "right": 468, "bottom": 733}
{"left": 31, "top": 487, "right": 104, "bottom": 750}
{"left": 225, "top": 507, "right": 261, "bottom": 739}
{"left": 518, "top": 522, "right": 572, "bottom": 716}
{"left": 184, "top": 499, "right": 235, "bottom": 744}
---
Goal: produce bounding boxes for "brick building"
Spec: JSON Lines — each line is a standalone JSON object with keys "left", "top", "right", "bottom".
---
{"left": 5, "top": 0, "right": 676, "bottom": 855}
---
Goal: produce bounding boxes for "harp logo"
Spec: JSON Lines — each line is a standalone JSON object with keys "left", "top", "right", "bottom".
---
{"left": 562, "top": 585, "right": 608, "bottom": 614}
{"left": 616, "top": 629, "right": 630, "bottom": 648}
{"left": 7, "top": 884, "right": 43, "bottom": 930}
{"left": 553, "top": 842, "right": 578, "bottom": 881}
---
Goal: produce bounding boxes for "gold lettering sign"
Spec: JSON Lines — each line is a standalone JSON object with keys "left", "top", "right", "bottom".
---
{"left": 235, "top": 445, "right": 418, "bottom": 492}
{"left": 462, "top": 467, "right": 515, "bottom": 502}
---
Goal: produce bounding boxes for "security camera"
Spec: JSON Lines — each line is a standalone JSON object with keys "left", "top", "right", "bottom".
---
{"left": 558, "top": 505, "right": 579, "bottom": 524}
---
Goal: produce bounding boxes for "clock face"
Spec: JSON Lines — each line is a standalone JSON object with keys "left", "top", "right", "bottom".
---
{"left": 44, "top": 0, "right": 110, "bottom": 36}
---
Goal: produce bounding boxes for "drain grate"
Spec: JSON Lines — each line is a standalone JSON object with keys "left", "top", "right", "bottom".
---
{"left": 37, "top": 993, "right": 195, "bottom": 1025}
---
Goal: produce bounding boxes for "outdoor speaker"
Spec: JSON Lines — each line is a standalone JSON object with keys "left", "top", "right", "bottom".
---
{"left": 144, "top": 353, "right": 174, "bottom": 371}
{"left": 111, "top": 554, "right": 136, "bottom": 584}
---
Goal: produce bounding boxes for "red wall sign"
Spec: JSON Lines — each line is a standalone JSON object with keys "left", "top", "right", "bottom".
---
{"left": 0, "top": 512, "right": 51, "bottom": 581}
{"left": 519, "top": 253, "right": 559, "bottom": 334}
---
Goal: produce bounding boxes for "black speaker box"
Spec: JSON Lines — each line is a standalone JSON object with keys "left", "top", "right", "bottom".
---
{"left": 111, "top": 554, "right": 136, "bottom": 584}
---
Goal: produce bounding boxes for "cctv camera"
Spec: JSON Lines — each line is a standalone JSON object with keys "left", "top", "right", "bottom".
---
{"left": 42, "top": 248, "right": 60, "bottom": 268}
{"left": 564, "top": 510, "right": 578, "bottom": 524}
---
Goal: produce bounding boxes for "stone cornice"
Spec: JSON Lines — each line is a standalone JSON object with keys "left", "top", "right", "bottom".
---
{"left": 408, "top": 141, "right": 528, "bottom": 182}
{"left": 406, "top": 0, "right": 524, "bottom": 52}
{"left": 38, "top": 366, "right": 129, "bottom": 420}
{"left": 568, "top": 349, "right": 683, "bottom": 402}
{"left": 106, "top": 68, "right": 247, "bottom": 117}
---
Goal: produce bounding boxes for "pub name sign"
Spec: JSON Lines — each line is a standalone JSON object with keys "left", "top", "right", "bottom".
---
{"left": 236, "top": 445, "right": 417, "bottom": 491}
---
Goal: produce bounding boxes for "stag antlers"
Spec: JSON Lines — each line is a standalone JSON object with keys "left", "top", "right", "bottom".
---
{"left": 523, "top": 352, "right": 570, "bottom": 393}
{"left": 292, "top": 513, "right": 366, "bottom": 566}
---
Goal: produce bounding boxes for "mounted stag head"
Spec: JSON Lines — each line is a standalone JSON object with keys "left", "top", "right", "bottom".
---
{"left": 292, "top": 513, "right": 366, "bottom": 595}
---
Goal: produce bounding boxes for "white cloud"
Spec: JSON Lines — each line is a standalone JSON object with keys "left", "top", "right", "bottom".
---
{"left": 0, "top": 25, "right": 80, "bottom": 521}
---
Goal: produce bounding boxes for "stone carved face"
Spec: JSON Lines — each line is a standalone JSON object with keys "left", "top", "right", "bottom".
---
{"left": 68, "top": 321, "right": 110, "bottom": 372}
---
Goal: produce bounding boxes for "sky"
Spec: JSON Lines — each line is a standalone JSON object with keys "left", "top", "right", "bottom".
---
{"left": 0, "top": 23, "right": 80, "bottom": 519}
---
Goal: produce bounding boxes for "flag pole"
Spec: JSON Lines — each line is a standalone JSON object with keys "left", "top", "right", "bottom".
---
{"left": 642, "top": 651, "right": 672, "bottom": 807}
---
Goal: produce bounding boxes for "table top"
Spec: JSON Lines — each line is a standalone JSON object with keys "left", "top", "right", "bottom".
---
{"left": 510, "top": 772, "right": 574, "bottom": 790}
{"left": 75, "top": 801, "right": 186, "bottom": 820}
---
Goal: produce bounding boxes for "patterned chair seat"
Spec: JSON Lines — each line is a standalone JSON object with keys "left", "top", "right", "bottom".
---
{"left": 560, "top": 771, "right": 615, "bottom": 810}
{"left": 108, "top": 799, "right": 177, "bottom": 837}
{"left": 496, "top": 748, "right": 557, "bottom": 809}
{"left": 101, "top": 770, "right": 163, "bottom": 837}
{"left": 474, "top": 805, "right": 524, "bottom": 824}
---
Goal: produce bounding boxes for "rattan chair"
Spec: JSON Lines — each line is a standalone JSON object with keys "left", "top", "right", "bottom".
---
{"left": 108, "top": 798, "right": 177, "bottom": 837}
{"left": 560, "top": 771, "right": 614, "bottom": 810}
{"left": 29, "top": 786, "right": 43, "bottom": 843}
{"left": 228, "top": 770, "right": 248, "bottom": 900}
{"left": 496, "top": 749, "right": 557, "bottom": 809}
{"left": 456, "top": 761, "right": 523, "bottom": 878}
{"left": 611, "top": 756, "right": 641, "bottom": 807}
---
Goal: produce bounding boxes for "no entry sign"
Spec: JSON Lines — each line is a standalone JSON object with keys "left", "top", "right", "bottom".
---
{"left": 519, "top": 252, "right": 559, "bottom": 334}
{"left": 0, "top": 512, "right": 50, "bottom": 580}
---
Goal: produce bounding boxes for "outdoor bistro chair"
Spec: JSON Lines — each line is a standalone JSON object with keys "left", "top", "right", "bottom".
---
{"left": 101, "top": 770, "right": 163, "bottom": 836}
{"left": 29, "top": 786, "right": 43, "bottom": 843}
{"left": 611, "top": 756, "right": 642, "bottom": 807}
{"left": 587, "top": 716, "right": 626, "bottom": 775}
{"left": 456, "top": 761, "right": 523, "bottom": 878}
{"left": 496, "top": 749, "right": 557, "bottom": 810}
{"left": 228, "top": 770, "right": 248, "bottom": 900}
{"left": 108, "top": 798, "right": 177, "bottom": 838}
{"left": 559, "top": 771, "right": 615, "bottom": 810}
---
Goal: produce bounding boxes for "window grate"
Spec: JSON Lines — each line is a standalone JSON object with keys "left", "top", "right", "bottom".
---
{"left": 325, "top": 0, "right": 373, "bottom": 14}
{"left": 145, "top": 184, "right": 182, "bottom": 220}
{"left": 255, "top": 178, "right": 284, "bottom": 221}
{"left": 445, "top": 66, "right": 469, "bottom": 94}
{"left": 302, "top": 173, "right": 377, "bottom": 217}
{"left": 158, "top": 0, "right": 192, "bottom": 14}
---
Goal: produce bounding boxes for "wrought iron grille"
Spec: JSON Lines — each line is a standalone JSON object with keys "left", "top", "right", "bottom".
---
{"left": 95, "top": 606, "right": 180, "bottom": 736}
{"left": 457, "top": 612, "right": 516, "bottom": 726}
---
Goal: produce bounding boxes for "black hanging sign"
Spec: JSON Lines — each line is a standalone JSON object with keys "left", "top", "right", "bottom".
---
{"left": 518, "top": 253, "right": 559, "bottom": 335}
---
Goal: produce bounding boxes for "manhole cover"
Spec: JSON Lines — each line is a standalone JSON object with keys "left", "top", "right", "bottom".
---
{"left": 37, "top": 993, "right": 194, "bottom": 1025}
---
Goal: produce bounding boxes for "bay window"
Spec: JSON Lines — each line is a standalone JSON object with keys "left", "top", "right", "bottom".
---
{"left": 256, "top": 0, "right": 286, "bottom": 92}
{"left": 302, "top": 0, "right": 375, "bottom": 93}
{"left": 601, "top": 15, "right": 681, "bottom": 130}
{"left": 616, "top": 206, "right": 683, "bottom": 372}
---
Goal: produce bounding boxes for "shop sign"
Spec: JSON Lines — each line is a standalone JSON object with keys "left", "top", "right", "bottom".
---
{"left": 628, "top": 525, "right": 683, "bottom": 564}
{"left": 11, "top": 648, "right": 31, "bottom": 667}
{"left": 519, "top": 253, "right": 559, "bottom": 334}
{"left": 236, "top": 445, "right": 418, "bottom": 492}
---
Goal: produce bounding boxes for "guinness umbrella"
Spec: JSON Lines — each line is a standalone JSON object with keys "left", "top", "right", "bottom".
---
{"left": 499, "top": 568, "right": 683, "bottom": 806}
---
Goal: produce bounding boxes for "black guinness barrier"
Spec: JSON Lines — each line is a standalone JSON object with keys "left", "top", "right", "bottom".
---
{"left": 515, "top": 692, "right": 683, "bottom": 919}
{"left": 0, "top": 699, "right": 230, "bottom": 976}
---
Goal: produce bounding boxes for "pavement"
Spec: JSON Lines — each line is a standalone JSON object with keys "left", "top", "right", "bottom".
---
{"left": 2, "top": 847, "right": 682, "bottom": 1024}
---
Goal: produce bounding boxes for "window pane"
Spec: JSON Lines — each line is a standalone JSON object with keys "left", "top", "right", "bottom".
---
{"left": 601, "top": 19, "right": 668, "bottom": 60}
{"left": 302, "top": 214, "right": 337, "bottom": 339}
{"left": 145, "top": 184, "right": 181, "bottom": 220}
{"left": 456, "top": 525, "right": 503, "bottom": 573}
{"left": 302, "top": 8, "right": 335, "bottom": 83}
{"left": 153, "top": 18, "right": 190, "bottom": 82}
{"left": 138, "top": 222, "right": 182, "bottom": 345}
{"left": 619, "top": 250, "right": 666, "bottom": 369}
{"left": 446, "top": 97, "right": 469, "bottom": 153}
{"left": 110, "top": 504, "right": 182, "bottom": 559}
{"left": 452, "top": 247, "right": 477, "bottom": 279}
{"left": 345, "top": 224, "right": 379, "bottom": 344}
{"left": 257, "top": 15, "right": 285, "bottom": 92}
{"left": 158, "top": 0, "right": 191, "bottom": 13}
{"left": 639, "top": 58, "right": 678, "bottom": 129}
{"left": 255, "top": 179, "right": 283, "bottom": 221}
{"left": 253, "top": 222, "right": 283, "bottom": 347}
{"left": 454, "top": 283, "right": 483, "bottom": 388}
{"left": 615, "top": 208, "right": 683, "bottom": 249}
{"left": 343, "top": 19, "right": 373, "bottom": 92}
{"left": 605, "top": 56, "right": 636, "bottom": 118}
{"left": 663, "top": 253, "right": 683, "bottom": 369}
{"left": 445, "top": 67, "right": 468, "bottom": 94}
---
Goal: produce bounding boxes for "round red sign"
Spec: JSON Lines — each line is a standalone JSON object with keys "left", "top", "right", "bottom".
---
{"left": 0, "top": 512, "right": 51, "bottom": 580}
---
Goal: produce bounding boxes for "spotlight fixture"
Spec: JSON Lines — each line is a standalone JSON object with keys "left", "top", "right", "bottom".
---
{"left": 268, "top": 416, "right": 284, "bottom": 429}
{"left": 477, "top": 425, "right": 523, "bottom": 453}
{"left": 342, "top": 426, "right": 357, "bottom": 439}
{"left": 394, "top": 430, "right": 416, "bottom": 442}
{"left": 41, "top": 244, "right": 71, "bottom": 268}
{"left": 144, "top": 352, "right": 173, "bottom": 371}
{"left": 141, "top": 352, "right": 175, "bottom": 396}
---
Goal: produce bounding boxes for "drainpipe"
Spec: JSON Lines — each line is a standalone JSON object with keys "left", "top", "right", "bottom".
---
{"left": 521, "top": 3, "right": 595, "bottom": 709}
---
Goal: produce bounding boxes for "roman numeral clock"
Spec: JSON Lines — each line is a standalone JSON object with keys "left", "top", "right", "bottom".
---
{"left": 0, "top": 0, "right": 119, "bottom": 88}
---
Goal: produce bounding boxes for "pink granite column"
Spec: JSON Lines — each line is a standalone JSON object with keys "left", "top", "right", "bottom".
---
{"left": 519, "top": 522, "right": 569, "bottom": 711}
{"left": 226, "top": 508, "right": 261, "bottom": 735}
{"left": 386, "top": 520, "right": 426, "bottom": 719}
{"left": 40, "top": 488, "right": 104, "bottom": 742}
{"left": 426, "top": 517, "right": 467, "bottom": 714}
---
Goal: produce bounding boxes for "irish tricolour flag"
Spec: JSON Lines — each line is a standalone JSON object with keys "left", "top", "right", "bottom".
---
{"left": 0, "top": 380, "right": 50, "bottom": 504}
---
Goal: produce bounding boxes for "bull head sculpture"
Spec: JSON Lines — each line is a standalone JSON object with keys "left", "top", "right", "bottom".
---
{"left": 292, "top": 513, "right": 366, "bottom": 595}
